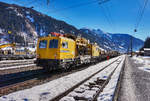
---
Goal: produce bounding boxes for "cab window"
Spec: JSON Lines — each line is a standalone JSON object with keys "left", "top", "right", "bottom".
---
{"left": 39, "top": 40, "right": 47, "bottom": 48}
{"left": 62, "top": 42, "right": 68, "bottom": 48}
{"left": 49, "top": 39, "right": 58, "bottom": 48}
{"left": 96, "top": 48, "right": 99, "bottom": 51}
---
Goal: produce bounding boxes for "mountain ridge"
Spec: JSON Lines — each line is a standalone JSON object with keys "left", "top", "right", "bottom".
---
{"left": 0, "top": 1, "right": 144, "bottom": 52}
{"left": 79, "top": 28, "right": 144, "bottom": 52}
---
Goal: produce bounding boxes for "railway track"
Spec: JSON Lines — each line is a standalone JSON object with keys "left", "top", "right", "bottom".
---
{"left": 0, "top": 62, "right": 101, "bottom": 96}
{"left": 51, "top": 57, "right": 124, "bottom": 101}
{"left": 0, "top": 64, "right": 95, "bottom": 96}
{"left": 0, "top": 56, "right": 122, "bottom": 97}
{"left": 0, "top": 59, "right": 35, "bottom": 68}
{"left": 0, "top": 69, "right": 46, "bottom": 96}
{"left": 0, "top": 56, "right": 124, "bottom": 100}
{"left": 0, "top": 59, "right": 42, "bottom": 75}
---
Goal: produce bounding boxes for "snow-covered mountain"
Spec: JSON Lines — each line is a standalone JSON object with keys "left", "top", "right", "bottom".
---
{"left": 80, "top": 28, "right": 144, "bottom": 52}
{"left": 0, "top": 2, "right": 144, "bottom": 52}
{"left": 0, "top": 2, "right": 79, "bottom": 45}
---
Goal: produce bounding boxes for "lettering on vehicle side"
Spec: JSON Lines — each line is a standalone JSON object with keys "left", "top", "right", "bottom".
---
{"left": 60, "top": 50, "right": 69, "bottom": 53}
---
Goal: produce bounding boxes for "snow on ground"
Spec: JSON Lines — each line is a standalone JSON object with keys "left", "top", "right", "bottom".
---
{"left": 11, "top": 7, "right": 23, "bottom": 17}
{"left": 104, "top": 45, "right": 111, "bottom": 49}
{"left": 132, "top": 56, "right": 145, "bottom": 64}
{"left": 0, "top": 59, "right": 36, "bottom": 64}
{"left": 26, "top": 15, "right": 34, "bottom": 22}
{"left": 26, "top": 11, "right": 30, "bottom": 14}
{"left": 0, "top": 56, "right": 123, "bottom": 101}
{"left": 119, "top": 46, "right": 124, "bottom": 49}
{"left": 0, "top": 39, "right": 9, "bottom": 46}
{"left": 16, "top": 12, "right": 23, "bottom": 17}
{"left": 138, "top": 67, "right": 150, "bottom": 73}
{"left": 0, "top": 64, "right": 36, "bottom": 70}
{"left": 99, "top": 47, "right": 105, "bottom": 51}
{"left": 6, "top": 6, "right": 14, "bottom": 10}
{"left": 97, "top": 55, "right": 125, "bottom": 101}
{"left": 132, "top": 56, "right": 150, "bottom": 73}
{"left": 142, "top": 56, "right": 150, "bottom": 58}
{"left": 60, "top": 57, "right": 123, "bottom": 101}
{"left": 0, "top": 46, "right": 13, "bottom": 51}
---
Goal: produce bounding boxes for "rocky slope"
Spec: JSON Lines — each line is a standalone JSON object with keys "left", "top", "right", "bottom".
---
{"left": 0, "top": 1, "right": 79, "bottom": 45}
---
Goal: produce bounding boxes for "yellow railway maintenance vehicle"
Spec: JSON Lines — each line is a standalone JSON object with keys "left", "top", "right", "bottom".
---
{"left": 36, "top": 32, "right": 119, "bottom": 70}
{"left": 36, "top": 32, "right": 95, "bottom": 70}
{"left": 90, "top": 43, "right": 101, "bottom": 63}
{"left": 36, "top": 33, "right": 76, "bottom": 70}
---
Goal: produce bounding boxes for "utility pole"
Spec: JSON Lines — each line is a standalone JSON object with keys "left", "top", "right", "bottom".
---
{"left": 130, "top": 36, "right": 133, "bottom": 57}
{"left": 131, "top": 29, "right": 137, "bottom": 57}
{"left": 127, "top": 45, "right": 129, "bottom": 54}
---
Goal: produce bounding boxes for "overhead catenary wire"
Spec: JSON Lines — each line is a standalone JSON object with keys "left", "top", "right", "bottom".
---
{"left": 134, "top": 0, "right": 143, "bottom": 30}
{"left": 130, "top": 0, "right": 149, "bottom": 56}
{"left": 39, "top": 1, "right": 74, "bottom": 29}
{"left": 13, "top": 0, "right": 109, "bottom": 19}
{"left": 47, "top": 0, "right": 57, "bottom": 5}
{"left": 47, "top": 0, "right": 50, "bottom": 5}
{"left": 13, "top": 0, "right": 111, "bottom": 29}
{"left": 25, "top": 0, "right": 110, "bottom": 23}
{"left": 48, "top": 0, "right": 110, "bottom": 13}
{"left": 49, "top": 0, "right": 113, "bottom": 31}
{"left": 45, "top": 0, "right": 110, "bottom": 29}
{"left": 137, "top": 0, "right": 142, "bottom": 8}
{"left": 104, "top": 4, "right": 115, "bottom": 31}
{"left": 101, "top": 6, "right": 113, "bottom": 29}
{"left": 47, "top": 8, "right": 73, "bottom": 22}
{"left": 134, "top": 0, "right": 149, "bottom": 29}
{"left": 13, "top": 0, "right": 37, "bottom": 7}
{"left": 24, "top": 0, "right": 37, "bottom": 7}
{"left": 97, "top": 2, "right": 115, "bottom": 31}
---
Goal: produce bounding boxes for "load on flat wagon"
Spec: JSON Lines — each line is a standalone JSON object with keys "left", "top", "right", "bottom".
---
{"left": 36, "top": 32, "right": 119, "bottom": 70}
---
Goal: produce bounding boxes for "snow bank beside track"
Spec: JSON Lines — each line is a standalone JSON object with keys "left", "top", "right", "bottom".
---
{"left": 60, "top": 57, "right": 123, "bottom": 101}
{"left": 132, "top": 56, "right": 150, "bottom": 73}
{"left": 97, "top": 55, "right": 125, "bottom": 101}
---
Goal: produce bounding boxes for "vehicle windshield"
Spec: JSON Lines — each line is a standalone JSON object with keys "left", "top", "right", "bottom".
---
{"left": 49, "top": 39, "right": 58, "bottom": 48}
{"left": 39, "top": 40, "right": 47, "bottom": 48}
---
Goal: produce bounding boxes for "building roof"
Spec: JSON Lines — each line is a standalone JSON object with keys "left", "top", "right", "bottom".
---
{"left": 144, "top": 48, "right": 150, "bottom": 51}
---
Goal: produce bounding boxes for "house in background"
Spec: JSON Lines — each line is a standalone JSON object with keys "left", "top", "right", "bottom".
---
{"left": 144, "top": 48, "right": 150, "bottom": 56}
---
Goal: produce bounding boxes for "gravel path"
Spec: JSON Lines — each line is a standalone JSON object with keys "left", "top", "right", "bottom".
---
{"left": 118, "top": 56, "right": 150, "bottom": 101}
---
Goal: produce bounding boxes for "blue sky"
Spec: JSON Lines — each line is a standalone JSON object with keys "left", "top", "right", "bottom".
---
{"left": 0, "top": 0, "right": 150, "bottom": 41}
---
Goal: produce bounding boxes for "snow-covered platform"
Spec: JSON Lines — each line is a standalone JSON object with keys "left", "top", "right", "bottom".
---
{"left": 118, "top": 56, "right": 150, "bottom": 101}
{"left": 0, "top": 55, "right": 125, "bottom": 101}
